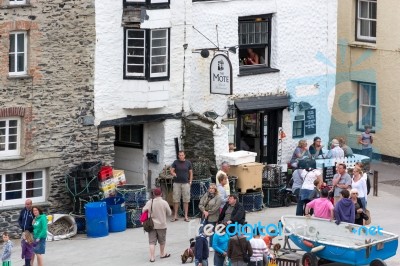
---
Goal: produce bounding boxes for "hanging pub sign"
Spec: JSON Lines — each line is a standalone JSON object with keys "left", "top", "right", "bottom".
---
{"left": 210, "top": 54, "right": 232, "bottom": 95}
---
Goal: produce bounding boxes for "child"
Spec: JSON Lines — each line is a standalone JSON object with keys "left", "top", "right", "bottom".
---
{"left": 21, "top": 231, "right": 35, "bottom": 266}
{"left": 1, "top": 232, "right": 13, "bottom": 266}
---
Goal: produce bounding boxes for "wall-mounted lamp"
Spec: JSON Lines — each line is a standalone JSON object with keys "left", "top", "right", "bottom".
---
{"left": 225, "top": 45, "right": 239, "bottom": 54}
{"left": 288, "top": 101, "right": 313, "bottom": 112}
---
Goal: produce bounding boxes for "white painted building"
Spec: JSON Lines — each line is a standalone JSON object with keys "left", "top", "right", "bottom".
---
{"left": 191, "top": 0, "right": 337, "bottom": 166}
{"left": 94, "top": 0, "right": 337, "bottom": 185}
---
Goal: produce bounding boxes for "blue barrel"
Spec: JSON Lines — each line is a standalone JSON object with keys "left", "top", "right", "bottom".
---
{"left": 85, "top": 202, "right": 109, "bottom": 238}
{"left": 103, "top": 197, "right": 126, "bottom": 214}
{"left": 108, "top": 212, "right": 127, "bottom": 232}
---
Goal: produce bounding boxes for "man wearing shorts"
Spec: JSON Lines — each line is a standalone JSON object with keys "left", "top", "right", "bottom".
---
{"left": 170, "top": 151, "right": 193, "bottom": 222}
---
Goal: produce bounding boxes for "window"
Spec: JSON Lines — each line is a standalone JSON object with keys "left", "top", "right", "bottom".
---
{"left": 292, "top": 121, "right": 304, "bottom": 138}
{"left": 0, "top": 170, "right": 45, "bottom": 207}
{"left": 238, "top": 14, "right": 275, "bottom": 75}
{"left": 358, "top": 82, "right": 376, "bottom": 130}
{"left": 9, "top": 32, "right": 27, "bottom": 75}
{"left": 357, "top": 0, "right": 377, "bottom": 42}
{"left": 124, "top": 0, "right": 169, "bottom": 8}
{"left": 124, "top": 28, "right": 169, "bottom": 80}
{"left": 0, "top": 118, "right": 20, "bottom": 157}
{"left": 9, "top": 0, "right": 27, "bottom": 5}
{"left": 115, "top": 124, "right": 143, "bottom": 148}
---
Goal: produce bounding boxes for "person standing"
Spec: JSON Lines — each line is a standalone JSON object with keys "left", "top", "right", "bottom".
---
{"left": 227, "top": 233, "right": 253, "bottom": 266}
{"left": 358, "top": 125, "right": 373, "bottom": 161}
{"left": 332, "top": 163, "right": 352, "bottom": 205}
{"left": 216, "top": 161, "right": 230, "bottom": 196}
{"left": 249, "top": 228, "right": 273, "bottom": 266}
{"left": 351, "top": 167, "right": 368, "bottom": 211}
{"left": 195, "top": 232, "right": 210, "bottom": 266}
{"left": 305, "top": 189, "right": 334, "bottom": 220}
{"left": 297, "top": 168, "right": 322, "bottom": 216}
{"left": 1, "top": 232, "right": 13, "bottom": 266}
{"left": 334, "top": 190, "right": 355, "bottom": 224}
{"left": 31, "top": 206, "right": 47, "bottom": 266}
{"left": 21, "top": 230, "right": 35, "bottom": 266}
{"left": 212, "top": 226, "right": 229, "bottom": 266}
{"left": 217, "top": 175, "right": 228, "bottom": 209}
{"left": 198, "top": 184, "right": 222, "bottom": 249}
{"left": 142, "top": 188, "right": 172, "bottom": 262}
{"left": 170, "top": 150, "right": 193, "bottom": 222}
{"left": 292, "top": 169, "right": 304, "bottom": 216}
{"left": 18, "top": 199, "right": 34, "bottom": 233}
{"left": 350, "top": 189, "right": 364, "bottom": 226}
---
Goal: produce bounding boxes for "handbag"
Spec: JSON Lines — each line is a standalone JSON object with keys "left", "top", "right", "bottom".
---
{"left": 139, "top": 210, "right": 149, "bottom": 223}
{"left": 143, "top": 200, "right": 154, "bottom": 232}
{"left": 364, "top": 209, "right": 371, "bottom": 225}
{"left": 237, "top": 236, "right": 250, "bottom": 263}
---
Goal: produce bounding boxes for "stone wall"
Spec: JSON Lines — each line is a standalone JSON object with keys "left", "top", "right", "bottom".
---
{"left": 0, "top": 0, "right": 114, "bottom": 237}
{"left": 183, "top": 118, "right": 217, "bottom": 177}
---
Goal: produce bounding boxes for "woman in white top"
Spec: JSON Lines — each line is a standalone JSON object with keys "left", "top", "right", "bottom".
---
{"left": 298, "top": 168, "right": 323, "bottom": 216}
{"left": 249, "top": 228, "right": 273, "bottom": 266}
{"left": 351, "top": 166, "right": 367, "bottom": 211}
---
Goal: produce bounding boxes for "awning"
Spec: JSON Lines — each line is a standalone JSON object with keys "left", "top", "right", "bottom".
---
{"left": 98, "top": 112, "right": 182, "bottom": 128}
{"left": 234, "top": 95, "right": 289, "bottom": 111}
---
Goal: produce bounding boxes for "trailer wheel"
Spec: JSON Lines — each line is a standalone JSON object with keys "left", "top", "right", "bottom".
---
{"left": 370, "top": 259, "right": 387, "bottom": 266}
{"left": 302, "top": 252, "right": 318, "bottom": 266}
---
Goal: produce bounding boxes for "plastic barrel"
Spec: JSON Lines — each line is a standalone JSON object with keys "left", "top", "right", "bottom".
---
{"left": 103, "top": 197, "right": 126, "bottom": 214}
{"left": 108, "top": 212, "right": 127, "bottom": 232}
{"left": 85, "top": 202, "right": 109, "bottom": 238}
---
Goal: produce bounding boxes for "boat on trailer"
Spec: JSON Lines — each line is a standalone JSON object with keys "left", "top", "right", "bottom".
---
{"left": 280, "top": 215, "right": 398, "bottom": 266}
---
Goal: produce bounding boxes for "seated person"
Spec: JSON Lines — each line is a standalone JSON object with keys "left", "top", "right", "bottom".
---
{"left": 338, "top": 138, "right": 354, "bottom": 157}
{"left": 245, "top": 48, "right": 259, "bottom": 65}
{"left": 325, "top": 139, "right": 344, "bottom": 159}
{"left": 290, "top": 139, "right": 310, "bottom": 168}
{"left": 309, "top": 137, "right": 324, "bottom": 159}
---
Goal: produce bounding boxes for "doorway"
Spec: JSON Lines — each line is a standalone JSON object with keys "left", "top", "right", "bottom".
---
{"left": 236, "top": 109, "right": 282, "bottom": 164}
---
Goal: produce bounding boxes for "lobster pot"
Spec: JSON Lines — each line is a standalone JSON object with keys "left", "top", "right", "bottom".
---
{"left": 179, "top": 198, "right": 201, "bottom": 218}
{"left": 262, "top": 164, "right": 283, "bottom": 188}
{"left": 190, "top": 178, "right": 211, "bottom": 199}
{"left": 263, "top": 187, "right": 283, "bottom": 208}
{"left": 116, "top": 185, "right": 147, "bottom": 208}
{"left": 66, "top": 161, "right": 102, "bottom": 196}
{"left": 70, "top": 213, "right": 86, "bottom": 234}
{"left": 228, "top": 176, "right": 238, "bottom": 195}
{"left": 239, "top": 191, "right": 263, "bottom": 212}
{"left": 126, "top": 207, "right": 143, "bottom": 229}
{"left": 72, "top": 193, "right": 103, "bottom": 215}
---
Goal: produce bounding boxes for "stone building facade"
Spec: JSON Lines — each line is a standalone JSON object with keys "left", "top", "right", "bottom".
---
{"left": 0, "top": 0, "right": 114, "bottom": 237}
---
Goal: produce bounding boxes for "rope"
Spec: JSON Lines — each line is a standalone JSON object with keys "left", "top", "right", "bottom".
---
{"left": 47, "top": 217, "right": 75, "bottom": 239}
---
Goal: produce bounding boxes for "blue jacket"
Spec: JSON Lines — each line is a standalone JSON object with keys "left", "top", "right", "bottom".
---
{"left": 1, "top": 240, "right": 13, "bottom": 262}
{"left": 212, "top": 232, "right": 229, "bottom": 255}
{"left": 195, "top": 234, "right": 209, "bottom": 261}
{"left": 18, "top": 208, "right": 34, "bottom": 232}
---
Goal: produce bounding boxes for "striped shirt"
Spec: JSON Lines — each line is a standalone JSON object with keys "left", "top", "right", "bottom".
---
{"left": 249, "top": 238, "right": 270, "bottom": 262}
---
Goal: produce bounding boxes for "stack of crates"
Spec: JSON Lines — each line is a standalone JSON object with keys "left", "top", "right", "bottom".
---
{"left": 98, "top": 167, "right": 127, "bottom": 198}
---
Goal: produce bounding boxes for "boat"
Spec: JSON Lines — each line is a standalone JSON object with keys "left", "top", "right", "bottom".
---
{"left": 280, "top": 215, "right": 398, "bottom": 266}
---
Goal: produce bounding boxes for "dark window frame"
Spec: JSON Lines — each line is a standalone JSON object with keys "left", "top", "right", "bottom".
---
{"left": 357, "top": 82, "right": 376, "bottom": 132}
{"left": 123, "top": 28, "right": 170, "bottom": 81}
{"left": 292, "top": 120, "right": 304, "bottom": 138}
{"left": 123, "top": 0, "right": 170, "bottom": 9}
{"left": 115, "top": 124, "right": 144, "bottom": 149}
{"left": 238, "top": 14, "right": 279, "bottom": 76}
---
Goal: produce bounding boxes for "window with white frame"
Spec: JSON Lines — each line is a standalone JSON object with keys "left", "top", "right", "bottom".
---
{"left": 238, "top": 14, "right": 272, "bottom": 74}
{"left": 124, "top": 28, "right": 169, "bottom": 80}
{"left": 0, "top": 118, "right": 20, "bottom": 157}
{"left": 0, "top": 170, "right": 45, "bottom": 207}
{"left": 9, "top": 32, "right": 28, "bottom": 75}
{"left": 357, "top": 0, "right": 377, "bottom": 42}
{"left": 358, "top": 82, "right": 376, "bottom": 130}
{"left": 9, "top": 0, "right": 27, "bottom": 5}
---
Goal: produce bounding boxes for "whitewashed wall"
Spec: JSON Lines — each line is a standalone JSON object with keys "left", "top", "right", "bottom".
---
{"left": 191, "top": 0, "right": 337, "bottom": 163}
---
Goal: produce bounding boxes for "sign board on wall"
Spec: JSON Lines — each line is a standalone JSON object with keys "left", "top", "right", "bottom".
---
{"left": 210, "top": 54, "right": 232, "bottom": 95}
{"left": 305, "top": 109, "right": 316, "bottom": 135}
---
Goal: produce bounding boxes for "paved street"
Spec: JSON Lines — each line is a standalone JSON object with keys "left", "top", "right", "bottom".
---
{"left": 8, "top": 161, "right": 400, "bottom": 266}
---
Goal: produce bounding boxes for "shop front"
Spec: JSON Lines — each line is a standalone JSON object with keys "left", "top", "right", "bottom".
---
{"left": 232, "top": 95, "right": 289, "bottom": 164}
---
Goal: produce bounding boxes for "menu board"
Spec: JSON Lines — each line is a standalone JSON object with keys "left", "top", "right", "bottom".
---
{"left": 305, "top": 109, "right": 316, "bottom": 135}
{"left": 323, "top": 166, "right": 336, "bottom": 186}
